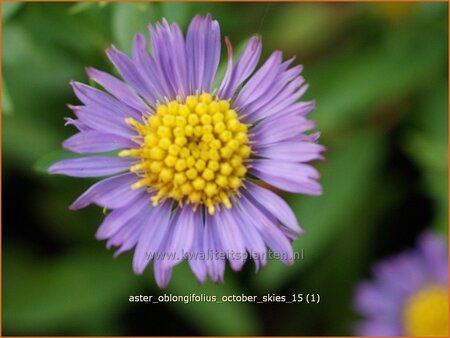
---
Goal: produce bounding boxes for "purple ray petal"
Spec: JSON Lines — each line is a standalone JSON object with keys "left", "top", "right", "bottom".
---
{"left": 96, "top": 192, "right": 149, "bottom": 240}
{"left": 234, "top": 51, "right": 282, "bottom": 107}
{"left": 132, "top": 33, "right": 173, "bottom": 100}
{"left": 64, "top": 117, "right": 90, "bottom": 132}
{"left": 256, "top": 142, "right": 325, "bottom": 162}
{"left": 355, "top": 320, "right": 402, "bottom": 336}
{"left": 104, "top": 46, "right": 157, "bottom": 105}
{"left": 86, "top": 67, "right": 149, "bottom": 113}
{"left": 70, "top": 81, "right": 141, "bottom": 119}
{"left": 252, "top": 115, "right": 314, "bottom": 146}
{"left": 418, "top": 231, "right": 449, "bottom": 285}
{"left": 218, "top": 36, "right": 262, "bottom": 99}
{"left": 63, "top": 131, "right": 137, "bottom": 154}
{"left": 204, "top": 213, "right": 226, "bottom": 282}
{"left": 215, "top": 208, "right": 247, "bottom": 271}
{"left": 133, "top": 200, "right": 173, "bottom": 275}
{"left": 153, "top": 258, "right": 173, "bottom": 288}
{"left": 150, "top": 19, "right": 190, "bottom": 98}
{"left": 244, "top": 181, "right": 302, "bottom": 234}
{"left": 239, "top": 62, "right": 305, "bottom": 123}
{"left": 250, "top": 77, "right": 307, "bottom": 121}
{"left": 239, "top": 195, "right": 294, "bottom": 265}
{"left": 68, "top": 105, "right": 135, "bottom": 138}
{"left": 251, "top": 160, "right": 322, "bottom": 195}
{"left": 186, "top": 14, "right": 221, "bottom": 93}
{"left": 70, "top": 173, "right": 141, "bottom": 210}
{"left": 48, "top": 156, "right": 134, "bottom": 177}
{"left": 107, "top": 202, "right": 150, "bottom": 252}
{"left": 229, "top": 205, "right": 268, "bottom": 270}
{"left": 252, "top": 116, "right": 315, "bottom": 145}
{"left": 161, "top": 206, "right": 197, "bottom": 270}
{"left": 187, "top": 209, "right": 207, "bottom": 284}
{"left": 354, "top": 281, "right": 402, "bottom": 319}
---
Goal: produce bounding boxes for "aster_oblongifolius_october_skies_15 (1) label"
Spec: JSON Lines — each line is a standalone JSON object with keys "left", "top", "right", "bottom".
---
{"left": 48, "top": 14, "right": 325, "bottom": 288}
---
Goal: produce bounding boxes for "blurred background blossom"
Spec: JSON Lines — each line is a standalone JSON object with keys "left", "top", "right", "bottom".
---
{"left": 2, "top": 1, "right": 447, "bottom": 335}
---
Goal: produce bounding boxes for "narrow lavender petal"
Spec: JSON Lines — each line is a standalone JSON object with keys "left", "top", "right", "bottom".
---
{"left": 161, "top": 206, "right": 196, "bottom": 270}
{"left": 202, "top": 17, "right": 221, "bottom": 92}
{"left": 153, "top": 258, "right": 173, "bottom": 288}
{"left": 186, "top": 14, "right": 221, "bottom": 93}
{"left": 239, "top": 196, "right": 294, "bottom": 265}
{"left": 70, "top": 81, "right": 141, "bottom": 119}
{"left": 249, "top": 77, "right": 307, "bottom": 121}
{"left": 355, "top": 320, "right": 402, "bottom": 336}
{"left": 70, "top": 173, "right": 141, "bottom": 210}
{"left": 132, "top": 33, "right": 173, "bottom": 100}
{"left": 354, "top": 281, "right": 403, "bottom": 319}
{"left": 107, "top": 201, "right": 151, "bottom": 252}
{"left": 86, "top": 67, "right": 149, "bottom": 113}
{"left": 215, "top": 208, "right": 247, "bottom": 271}
{"left": 234, "top": 51, "right": 282, "bottom": 110}
{"left": 150, "top": 20, "right": 189, "bottom": 98}
{"left": 69, "top": 105, "right": 135, "bottom": 138}
{"left": 187, "top": 208, "right": 207, "bottom": 284}
{"left": 217, "top": 36, "right": 262, "bottom": 99}
{"left": 109, "top": 220, "right": 143, "bottom": 256}
{"left": 251, "top": 160, "right": 322, "bottom": 195}
{"left": 281, "top": 100, "right": 316, "bottom": 118}
{"left": 256, "top": 142, "right": 325, "bottom": 162}
{"left": 373, "top": 253, "right": 427, "bottom": 295}
{"left": 63, "top": 131, "right": 136, "bottom": 154}
{"left": 418, "top": 231, "right": 449, "bottom": 285}
{"left": 148, "top": 25, "right": 179, "bottom": 98}
{"left": 64, "top": 117, "right": 90, "bottom": 132}
{"left": 104, "top": 46, "right": 157, "bottom": 105}
{"left": 239, "top": 63, "right": 304, "bottom": 123}
{"left": 245, "top": 181, "right": 302, "bottom": 234}
{"left": 96, "top": 192, "right": 149, "bottom": 240}
{"left": 204, "top": 213, "right": 225, "bottom": 282}
{"left": 133, "top": 200, "right": 173, "bottom": 275}
{"left": 252, "top": 115, "right": 314, "bottom": 146}
{"left": 230, "top": 205, "right": 268, "bottom": 269}
{"left": 48, "top": 156, "right": 134, "bottom": 178}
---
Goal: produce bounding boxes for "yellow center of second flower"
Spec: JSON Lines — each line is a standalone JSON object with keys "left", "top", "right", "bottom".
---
{"left": 403, "top": 284, "right": 449, "bottom": 336}
{"left": 119, "top": 93, "right": 251, "bottom": 215}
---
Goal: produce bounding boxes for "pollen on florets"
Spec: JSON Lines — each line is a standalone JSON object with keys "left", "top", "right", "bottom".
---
{"left": 119, "top": 93, "right": 251, "bottom": 215}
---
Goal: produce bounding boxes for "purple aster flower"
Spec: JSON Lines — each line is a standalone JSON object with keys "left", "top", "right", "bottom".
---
{"left": 354, "top": 231, "right": 448, "bottom": 336}
{"left": 49, "top": 14, "right": 324, "bottom": 287}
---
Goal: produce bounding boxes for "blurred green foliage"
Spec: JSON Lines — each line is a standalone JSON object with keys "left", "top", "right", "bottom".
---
{"left": 2, "top": 2, "right": 448, "bottom": 336}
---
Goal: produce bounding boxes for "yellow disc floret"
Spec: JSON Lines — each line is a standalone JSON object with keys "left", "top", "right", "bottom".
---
{"left": 119, "top": 93, "right": 251, "bottom": 215}
{"left": 403, "top": 284, "right": 449, "bottom": 336}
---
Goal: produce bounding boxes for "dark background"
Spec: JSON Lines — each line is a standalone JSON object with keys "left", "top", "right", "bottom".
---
{"left": 2, "top": 1, "right": 448, "bottom": 335}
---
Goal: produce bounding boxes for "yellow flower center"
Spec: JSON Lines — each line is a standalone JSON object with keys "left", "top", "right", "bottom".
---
{"left": 119, "top": 93, "right": 251, "bottom": 215}
{"left": 403, "top": 284, "right": 449, "bottom": 336}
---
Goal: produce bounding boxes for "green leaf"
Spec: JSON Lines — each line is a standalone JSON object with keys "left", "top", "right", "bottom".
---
{"left": 112, "top": 2, "right": 157, "bottom": 53}
{"left": 160, "top": 1, "right": 191, "bottom": 28}
{"left": 308, "top": 19, "right": 446, "bottom": 132}
{"left": 2, "top": 113, "right": 63, "bottom": 169}
{"left": 254, "top": 130, "right": 386, "bottom": 290}
{"left": 2, "top": 77, "right": 13, "bottom": 114}
{"left": 68, "top": 2, "right": 97, "bottom": 15}
{"left": 2, "top": 2, "right": 23, "bottom": 22}
{"left": 163, "top": 263, "right": 261, "bottom": 335}
{"left": 3, "top": 245, "right": 138, "bottom": 335}
{"left": 267, "top": 3, "right": 347, "bottom": 55}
